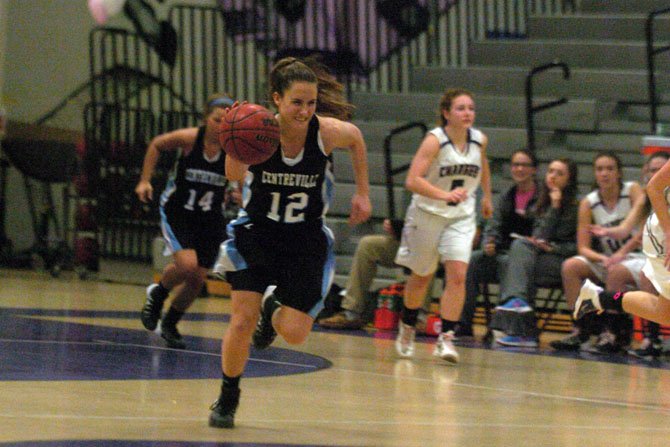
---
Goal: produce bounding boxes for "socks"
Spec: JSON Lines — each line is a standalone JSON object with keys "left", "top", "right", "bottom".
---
{"left": 222, "top": 372, "right": 241, "bottom": 390}
{"left": 162, "top": 306, "right": 185, "bottom": 327}
{"left": 599, "top": 290, "right": 625, "bottom": 312}
{"left": 401, "top": 306, "right": 419, "bottom": 326}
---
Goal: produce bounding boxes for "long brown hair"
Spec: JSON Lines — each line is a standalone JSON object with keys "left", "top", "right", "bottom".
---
{"left": 534, "top": 157, "right": 579, "bottom": 215}
{"left": 268, "top": 56, "right": 354, "bottom": 121}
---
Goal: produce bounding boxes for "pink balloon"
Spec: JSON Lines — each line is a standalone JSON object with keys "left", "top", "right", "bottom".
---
{"left": 88, "top": 0, "right": 126, "bottom": 25}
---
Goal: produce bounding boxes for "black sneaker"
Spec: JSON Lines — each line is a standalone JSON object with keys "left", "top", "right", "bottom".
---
{"left": 252, "top": 294, "right": 278, "bottom": 350}
{"left": 453, "top": 324, "right": 474, "bottom": 339}
{"left": 160, "top": 320, "right": 186, "bottom": 349}
{"left": 628, "top": 338, "right": 663, "bottom": 360}
{"left": 550, "top": 331, "right": 588, "bottom": 351}
{"left": 141, "top": 284, "right": 166, "bottom": 331}
{"left": 209, "top": 387, "right": 241, "bottom": 429}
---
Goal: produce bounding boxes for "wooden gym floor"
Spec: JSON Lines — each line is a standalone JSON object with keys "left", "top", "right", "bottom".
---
{"left": 2, "top": 266, "right": 670, "bottom": 447}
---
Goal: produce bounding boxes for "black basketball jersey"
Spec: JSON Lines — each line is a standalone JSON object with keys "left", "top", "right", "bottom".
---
{"left": 160, "top": 126, "right": 228, "bottom": 221}
{"left": 241, "top": 115, "right": 333, "bottom": 227}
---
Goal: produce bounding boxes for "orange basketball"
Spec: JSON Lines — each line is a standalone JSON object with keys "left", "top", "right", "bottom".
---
{"left": 219, "top": 103, "right": 280, "bottom": 165}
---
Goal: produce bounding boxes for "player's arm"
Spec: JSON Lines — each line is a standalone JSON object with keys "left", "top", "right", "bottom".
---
{"left": 224, "top": 155, "right": 249, "bottom": 183}
{"left": 479, "top": 134, "right": 493, "bottom": 219}
{"left": 135, "top": 127, "right": 198, "bottom": 203}
{"left": 646, "top": 160, "right": 670, "bottom": 268}
{"left": 576, "top": 197, "right": 604, "bottom": 262}
{"left": 320, "top": 117, "right": 371, "bottom": 225}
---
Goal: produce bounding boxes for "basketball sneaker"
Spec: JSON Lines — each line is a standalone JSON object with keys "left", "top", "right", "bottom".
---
{"left": 141, "top": 283, "right": 167, "bottom": 331}
{"left": 395, "top": 322, "right": 416, "bottom": 358}
{"left": 549, "top": 330, "right": 589, "bottom": 351}
{"left": 160, "top": 320, "right": 186, "bottom": 349}
{"left": 209, "top": 387, "right": 241, "bottom": 429}
{"left": 573, "top": 279, "right": 604, "bottom": 320}
{"left": 628, "top": 337, "right": 663, "bottom": 360}
{"left": 252, "top": 293, "right": 278, "bottom": 350}
{"left": 433, "top": 331, "right": 459, "bottom": 364}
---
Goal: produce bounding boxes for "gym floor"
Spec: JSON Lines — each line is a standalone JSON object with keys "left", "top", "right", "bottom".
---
{"left": 2, "top": 266, "right": 670, "bottom": 447}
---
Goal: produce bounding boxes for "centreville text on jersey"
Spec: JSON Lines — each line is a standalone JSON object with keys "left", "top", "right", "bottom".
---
{"left": 185, "top": 169, "right": 227, "bottom": 186}
{"left": 261, "top": 171, "right": 320, "bottom": 188}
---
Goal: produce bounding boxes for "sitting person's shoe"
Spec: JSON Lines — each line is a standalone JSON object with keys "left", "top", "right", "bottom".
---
{"left": 549, "top": 330, "right": 588, "bottom": 351}
{"left": 628, "top": 337, "right": 663, "bottom": 360}
{"left": 496, "top": 297, "right": 532, "bottom": 313}
{"left": 160, "top": 320, "right": 186, "bottom": 349}
{"left": 433, "top": 331, "right": 459, "bottom": 364}
{"left": 318, "top": 310, "right": 364, "bottom": 329}
{"left": 586, "top": 330, "right": 620, "bottom": 355}
{"left": 573, "top": 279, "right": 604, "bottom": 320}
{"left": 209, "top": 387, "right": 241, "bottom": 429}
{"left": 252, "top": 294, "right": 278, "bottom": 350}
{"left": 496, "top": 335, "right": 539, "bottom": 348}
{"left": 453, "top": 323, "right": 474, "bottom": 339}
{"left": 395, "top": 322, "right": 416, "bottom": 358}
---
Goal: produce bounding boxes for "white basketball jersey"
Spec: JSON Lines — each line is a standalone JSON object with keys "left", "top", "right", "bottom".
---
{"left": 643, "top": 186, "right": 670, "bottom": 259}
{"left": 411, "top": 126, "right": 483, "bottom": 219}
{"left": 586, "top": 181, "right": 636, "bottom": 255}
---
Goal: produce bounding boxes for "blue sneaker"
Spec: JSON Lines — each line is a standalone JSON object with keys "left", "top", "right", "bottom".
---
{"left": 496, "top": 297, "right": 532, "bottom": 313}
{"left": 496, "top": 335, "right": 538, "bottom": 348}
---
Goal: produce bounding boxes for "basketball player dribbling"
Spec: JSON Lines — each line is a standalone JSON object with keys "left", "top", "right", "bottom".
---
{"left": 208, "top": 57, "right": 372, "bottom": 428}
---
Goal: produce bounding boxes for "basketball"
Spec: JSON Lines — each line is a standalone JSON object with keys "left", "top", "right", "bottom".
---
{"left": 219, "top": 103, "right": 280, "bottom": 165}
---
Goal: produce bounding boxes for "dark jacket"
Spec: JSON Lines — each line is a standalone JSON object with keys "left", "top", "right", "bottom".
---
{"left": 532, "top": 200, "right": 579, "bottom": 258}
{"left": 482, "top": 183, "right": 539, "bottom": 251}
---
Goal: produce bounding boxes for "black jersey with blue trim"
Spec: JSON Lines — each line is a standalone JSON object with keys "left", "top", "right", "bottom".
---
{"left": 160, "top": 125, "right": 228, "bottom": 221}
{"left": 241, "top": 115, "right": 334, "bottom": 227}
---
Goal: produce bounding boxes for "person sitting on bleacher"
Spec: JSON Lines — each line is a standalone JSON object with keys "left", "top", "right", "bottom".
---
{"left": 317, "top": 218, "right": 405, "bottom": 329}
{"left": 458, "top": 149, "right": 539, "bottom": 338}
{"left": 553, "top": 152, "right": 646, "bottom": 353}
{"left": 490, "top": 157, "right": 579, "bottom": 348}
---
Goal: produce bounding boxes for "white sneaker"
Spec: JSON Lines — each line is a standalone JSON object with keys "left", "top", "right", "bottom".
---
{"left": 395, "top": 322, "right": 416, "bottom": 358}
{"left": 573, "top": 279, "right": 604, "bottom": 320}
{"left": 433, "top": 331, "right": 459, "bottom": 364}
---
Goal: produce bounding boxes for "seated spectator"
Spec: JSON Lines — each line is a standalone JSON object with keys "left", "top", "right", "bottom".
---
{"left": 553, "top": 152, "right": 646, "bottom": 353}
{"left": 459, "top": 149, "right": 539, "bottom": 337}
{"left": 490, "top": 157, "right": 579, "bottom": 347}
{"left": 317, "top": 218, "right": 404, "bottom": 329}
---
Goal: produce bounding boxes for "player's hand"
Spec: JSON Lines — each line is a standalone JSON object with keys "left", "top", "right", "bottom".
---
{"left": 603, "top": 253, "right": 624, "bottom": 268}
{"left": 349, "top": 193, "right": 372, "bottom": 226}
{"left": 135, "top": 180, "right": 153, "bottom": 203}
{"left": 446, "top": 187, "right": 468, "bottom": 204}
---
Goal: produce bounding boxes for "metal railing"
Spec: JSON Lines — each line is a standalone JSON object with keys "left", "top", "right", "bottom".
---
{"left": 525, "top": 61, "right": 570, "bottom": 154}
{"left": 384, "top": 122, "right": 427, "bottom": 220}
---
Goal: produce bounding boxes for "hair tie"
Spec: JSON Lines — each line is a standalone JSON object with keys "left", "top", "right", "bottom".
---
{"left": 208, "top": 96, "right": 235, "bottom": 108}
